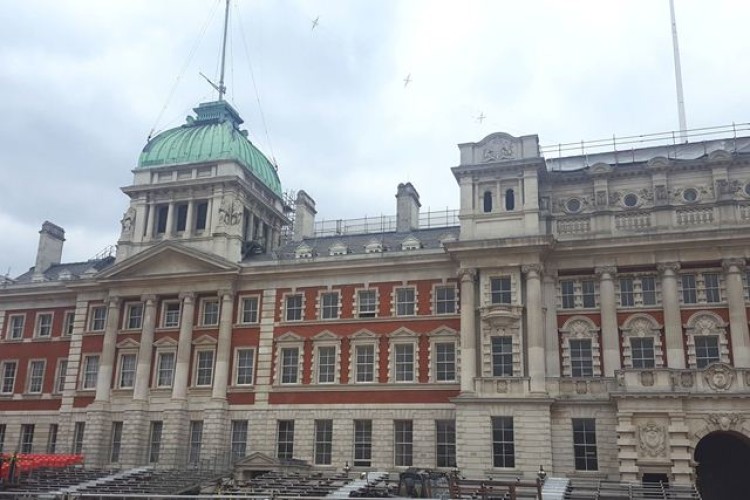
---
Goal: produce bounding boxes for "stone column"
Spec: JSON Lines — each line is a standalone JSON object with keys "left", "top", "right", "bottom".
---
{"left": 184, "top": 201, "right": 194, "bottom": 238}
{"left": 459, "top": 269, "right": 477, "bottom": 394}
{"left": 172, "top": 293, "right": 195, "bottom": 400}
{"left": 145, "top": 203, "right": 154, "bottom": 239}
{"left": 596, "top": 266, "right": 621, "bottom": 376}
{"left": 134, "top": 295, "right": 157, "bottom": 400}
{"left": 523, "top": 264, "right": 546, "bottom": 392}
{"left": 543, "top": 271, "right": 560, "bottom": 377}
{"left": 212, "top": 290, "right": 235, "bottom": 399}
{"left": 723, "top": 258, "right": 750, "bottom": 367}
{"left": 165, "top": 202, "right": 175, "bottom": 237}
{"left": 658, "top": 263, "right": 685, "bottom": 368}
{"left": 95, "top": 296, "right": 121, "bottom": 403}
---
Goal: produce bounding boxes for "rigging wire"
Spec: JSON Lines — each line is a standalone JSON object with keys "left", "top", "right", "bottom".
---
{"left": 235, "top": 3, "right": 278, "bottom": 168}
{"left": 147, "top": 0, "right": 222, "bottom": 140}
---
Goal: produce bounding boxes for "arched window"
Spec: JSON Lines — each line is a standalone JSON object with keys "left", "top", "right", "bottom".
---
{"left": 505, "top": 189, "right": 515, "bottom": 211}
{"left": 483, "top": 191, "right": 493, "bottom": 213}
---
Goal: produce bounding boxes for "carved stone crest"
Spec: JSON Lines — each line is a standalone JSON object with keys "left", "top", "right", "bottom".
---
{"left": 575, "top": 381, "right": 588, "bottom": 394}
{"left": 638, "top": 422, "right": 667, "bottom": 457}
{"left": 703, "top": 363, "right": 735, "bottom": 391}
{"left": 680, "top": 372, "right": 694, "bottom": 388}
{"left": 640, "top": 371, "right": 655, "bottom": 387}
{"left": 706, "top": 413, "right": 745, "bottom": 432}
{"left": 218, "top": 197, "right": 243, "bottom": 226}
{"left": 482, "top": 138, "right": 516, "bottom": 162}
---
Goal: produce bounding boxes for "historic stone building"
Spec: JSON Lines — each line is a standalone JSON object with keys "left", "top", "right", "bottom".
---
{"left": 1, "top": 96, "right": 750, "bottom": 496}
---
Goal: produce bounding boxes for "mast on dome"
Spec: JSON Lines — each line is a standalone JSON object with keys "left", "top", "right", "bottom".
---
{"left": 200, "top": 0, "right": 230, "bottom": 101}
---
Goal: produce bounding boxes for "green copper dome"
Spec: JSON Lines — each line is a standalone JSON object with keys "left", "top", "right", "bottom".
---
{"left": 138, "top": 101, "right": 282, "bottom": 196}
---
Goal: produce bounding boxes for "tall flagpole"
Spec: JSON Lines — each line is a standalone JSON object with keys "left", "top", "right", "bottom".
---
{"left": 670, "top": 0, "right": 688, "bottom": 142}
{"left": 218, "top": 0, "right": 230, "bottom": 101}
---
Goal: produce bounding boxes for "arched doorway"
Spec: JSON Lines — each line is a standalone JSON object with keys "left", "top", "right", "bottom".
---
{"left": 694, "top": 431, "right": 750, "bottom": 500}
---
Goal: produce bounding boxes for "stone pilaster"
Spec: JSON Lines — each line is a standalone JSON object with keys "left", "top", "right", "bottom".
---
{"left": 658, "top": 263, "right": 685, "bottom": 368}
{"left": 254, "top": 288, "right": 278, "bottom": 405}
{"left": 596, "top": 266, "right": 621, "bottom": 376}
{"left": 82, "top": 410, "right": 110, "bottom": 468}
{"left": 202, "top": 407, "right": 230, "bottom": 469}
{"left": 212, "top": 290, "right": 235, "bottom": 400}
{"left": 542, "top": 270, "right": 561, "bottom": 377}
{"left": 722, "top": 258, "right": 750, "bottom": 367}
{"left": 458, "top": 268, "right": 477, "bottom": 394}
{"left": 523, "top": 264, "right": 546, "bottom": 392}
{"left": 161, "top": 408, "right": 189, "bottom": 468}
{"left": 95, "top": 296, "right": 121, "bottom": 403}
{"left": 122, "top": 408, "right": 148, "bottom": 467}
{"left": 172, "top": 292, "right": 195, "bottom": 400}
{"left": 134, "top": 295, "right": 157, "bottom": 400}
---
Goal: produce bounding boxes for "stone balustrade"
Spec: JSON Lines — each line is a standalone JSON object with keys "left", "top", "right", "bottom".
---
{"left": 614, "top": 363, "right": 750, "bottom": 394}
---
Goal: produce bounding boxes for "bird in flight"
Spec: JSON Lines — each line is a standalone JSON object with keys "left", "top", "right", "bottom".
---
{"left": 476, "top": 112, "right": 486, "bottom": 124}
{"left": 311, "top": 16, "right": 320, "bottom": 30}
{"left": 403, "top": 73, "right": 412, "bottom": 87}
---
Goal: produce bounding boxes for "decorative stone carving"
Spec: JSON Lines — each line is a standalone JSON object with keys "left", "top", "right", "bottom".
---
{"left": 595, "top": 266, "right": 617, "bottom": 278}
{"left": 575, "top": 381, "right": 588, "bottom": 394}
{"left": 120, "top": 207, "right": 136, "bottom": 236}
{"left": 706, "top": 413, "right": 745, "bottom": 432}
{"left": 680, "top": 372, "right": 694, "bottom": 388}
{"left": 218, "top": 197, "right": 243, "bottom": 226}
{"left": 482, "top": 137, "right": 516, "bottom": 162}
{"left": 595, "top": 190, "right": 608, "bottom": 207}
{"left": 640, "top": 371, "right": 655, "bottom": 387}
{"left": 654, "top": 184, "right": 668, "bottom": 201}
{"left": 638, "top": 422, "right": 667, "bottom": 457}
{"left": 458, "top": 268, "right": 477, "bottom": 283}
{"left": 554, "top": 196, "right": 590, "bottom": 214}
{"left": 703, "top": 363, "right": 735, "bottom": 391}
{"left": 521, "top": 264, "right": 543, "bottom": 277}
{"left": 722, "top": 258, "right": 746, "bottom": 274}
{"left": 496, "top": 380, "right": 508, "bottom": 393}
{"left": 656, "top": 262, "right": 681, "bottom": 275}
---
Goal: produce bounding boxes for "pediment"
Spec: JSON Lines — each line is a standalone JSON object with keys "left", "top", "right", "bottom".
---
{"left": 192, "top": 334, "right": 218, "bottom": 346}
{"left": 234, "top": 451, "right": 282, "bottom": 468}
{"left": 116, "top": 338, "right": 140, "bottom": 349}
{"left": 98, "top": 242, "right": 239, "bottom": 280}
{"left": 350, "top": 329, "right": 377, "bottom": 340}
{"left": 312, "top": 330, "right": 339, "bottom": 342}
{"left": 428, "top": 326, "right": 458, "bottom": 338}
{"left": 276, "top": 331, "right": 304, "bottom": 343}
{"left": 153, "top": 336, "right": 178, "bottom": 347}
{"left": 389, "top": 327, "right": 417, "bottom": 338}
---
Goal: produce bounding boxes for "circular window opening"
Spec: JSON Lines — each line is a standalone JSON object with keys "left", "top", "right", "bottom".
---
{"left": 623, "top": 193, "right": 639, "bottom": 207}
{"left": 683, "top": 188, "right": 699, "bottom": 202}
{"left": 566, "top": 198, "right": 582, "bottom": 213}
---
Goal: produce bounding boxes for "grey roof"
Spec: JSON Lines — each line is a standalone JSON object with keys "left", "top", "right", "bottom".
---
{"left": 13, "top": 257, "right": 116, "bottom": 283}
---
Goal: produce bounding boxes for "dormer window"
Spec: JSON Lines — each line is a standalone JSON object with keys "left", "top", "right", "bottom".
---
{"left": 365, "top": 240, "right": 384, "bottom": 254}
{"left": 483, "top": 191, "right": 493, "bottom": 213}
{"left": 295, "top": 244, "right": 314, "bottom": 259}
{"left": 401, "top": 236, "right": 421, "bottom": 251}
{"left": 505, "top": 189, "right": 515, "bottom": 211}
{"left": 329, "top": 242, "right": 348, "bottom": 256}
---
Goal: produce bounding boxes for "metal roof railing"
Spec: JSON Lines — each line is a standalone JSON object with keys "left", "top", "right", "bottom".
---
{"left": 313, "top": 208, "right": 459, "bottom": 238}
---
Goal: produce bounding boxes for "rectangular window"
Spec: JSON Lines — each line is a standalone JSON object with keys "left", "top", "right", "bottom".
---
{"left": 235, "top": 349, "right": 255, "bottom": 385}
{"left": 317, "top": 346, "right": 336, "bottom": 384}
{"left": 490, "top": 277, "right": 511, "bottom": 304}
{"left": 394, "top": 344, "right": 415, "bottom": 382}
{"left": 280, "top": 347, "right": 299, "bottom": 384}
{"left": 0, "top": 424, "right": 5, "bottom": 453}
{"left": 162, "top": 301, "right": 181, "bottom": 328}
{"left": 89, "top": 306, "right": 107, "bottom": 331}
{"left": 695, "top": 336, "right": 720, "bottom": 368}
{"left": 619, "top": 278, "right": 634, "bottom": 307}
{"left": 63, "top": 311, "right": 75, "bottom": 336}
{"left": 156, "top": 352, "right": 175, "bottom": 388}
{"left": 357, "top": 290, "right": 377, "bottom": 318}
{"left": 195, "top": 350, "right": 214, "bottom": 386}
{"left": 109, "top": 421, "right": 123, "bottom": 463}
{"left": 239, "top": 296, "right": 259, "bottom": 324}
{"left": 435, "top": 286, "right": 456, "bottom": 314}
{"left": 704, "top": 273, "right": 721, "bottom": 303}
{"left": 394, "top": 420, "right": 413, "bottom": 467}
{"left": 8, "top": 314, "right": 25, "bottom": 340}
{"left": 491, "top": 336, "right": 514, "bottom": 377}
{"left": 27, "top": 360, "right": 45, "bottom": 393}
{"left": 201, "top": 299, "right": 219, "bottom": 326}
{"left": 118, "top": 353, "right": 137, "bottom": 388}
{"left": 561, "top": 280, "right": 575, "bottom": 309}
{"left": 320, "top": 292, "right": 339, "bottom": 320}
{"left": 641, "top": 276, "right": 657, "bottom": 306}
{"left": 353, "top": 420, "right": 373, "bottom": 467}
{"left": 491, "top": 417, "right": 515, "bottom": 468}
{"left": 35, "top": 312, "right": 53, "bottom": 337}
{"left": 155, "top": 204, "right": 168, "bottom": 234}
{"left": 435, "top": 342, "right": 456, "bottom": 382}
{"left": 125, "top": 303, "right": 144, "bottom": 330}
{"left": 1, "top": 361, "right": 17, "bottom": 394}
{"left": 314, "top": 420, "right": 333, "bottom": 465}
{"left": 175, "top": 203, "right": 188, "bottom": 232}
{"left": 47, "top": 424, "right": 58, "bottom": 454}
{"left": 682, "top": 274, "right": 697, "bottom": 304}
{"left": 581, "top": 280, "right": 596, "bottom": 308}
{"left": 72, "top": 422, "right": 85, "bottom": 455}
{"left": 149, "top": 421, "right": 163, "bottom": 463}
{"left": 55, "top": 359, "right": 68, "bottom": 393}
{"left": 277, "top": 420, "right": 295, "bottom": 460}
{"left": 570, "top": 339, "right": 593, "bottom": 377}
{"left": 355, "top": 344, "right": 375, "bottom": 383}
{"left": 285, "top": 294, "right": 303, "bottom": 322}
{"left": 231, "top": 420, "right": 248, "bottom": 459}
{"left": 19, "top": 424, "right": 34, "bottom": 454}
{"left": 630, "top": 337, "right": 655, "bottom": 369}
{"left": 195, "top": 201, "right": 208, "bottom": 231}
{"left": 436, "top": 420, "right": 457, "bottom": 468}
{"left": 82, "top": 356, "right": 99, "bottom": 390}
{"left": 188, "top": 420, "right": 203, "bottom": 465}
{"left": 573, "top": 418, "right": 598, "bottom": 471}
{"left": 395, "top": 287, "right": 416, "bottom": 316}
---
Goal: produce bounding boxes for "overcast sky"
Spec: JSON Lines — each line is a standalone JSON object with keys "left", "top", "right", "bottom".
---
{"left": 2, "top": 0, "right": 749, "bottom": 276}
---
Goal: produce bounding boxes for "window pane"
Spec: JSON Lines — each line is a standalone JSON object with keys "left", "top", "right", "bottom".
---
{"left": 394, "top": 344, "right": 414, "bottom": 382}
{"left": 355, "top": 345, "right": 375, "bottom": 382}
{"left": 149, "top": 421, "right": 163, "bottom": 463}
{"left": 231, "top": 420, "right": 248, "bottom": 459}
{"left": 353, "top": 420, "right": 372, "bottom": 466}
{"left": 570, "top": 339, "right": 593, "bottom": 377}
{"left": 321, "top": 293, "right": 339, "bottom": 320}
{"left": 491, "top": 337, "right": 513, "bottom": 376}
{"left": 682, "top": 274, "right": 697, "bottom": 304}
{"left": 281, "top": 348, "right": 299, "bottom": 384}
{"left": 358, "top": 290, "right": 377, "bottom": 318}
{"left": 581, "top": 280, "right": 596, "bottom": 308}
{"left": 277, "top": 420, "right": 295, "bottom": 460}
{"left": 641, "top": 276, "right": 657, "bottom": 305}
{"left": 619, "top": 278, "right": 634, "bottom": 307}
{"left": 285, "top": 295, "right": 303, "bottom": 321}
{"left": 695, "top": 336, "right": 720, "bottom": 368}
{"left": 157, "top": 352, "right": 175, "bottom": 387}
{"left": 317, "top": 346, "right": 336, "bottom": 383}
{"left": 236, "top": 349, "right": 254, "bottom": 385}
{"left": 491, "top": 417, "right": 515, "bottom": 468}
{"left": 573, "top": 418, "right": 598, "bottom": 471}
{"left": 163, "top": 302, "right": 181, "bottom": 328}
{"left": 188, "top": 421, "right": 203, "bottom": 465}
{"left": 630, "top": 337, "right": 655, "bottom": 369}
{"left": 561, "top": 281, "right": 575, "bottom": 309}
{"left": 436, "top": 420, "right": 457, "bottom": 467}
{"left": 314, "top": 420, "right": 333, "bottom": 465}
{"left": 396, "top": 288, "right": 416, "bottom": 316}
{"left": 490, "top": 278, "right": 511, "bottom": 304}
{"left": 394, "top": 420, "right": 413, "bottom": 467}
{"left": 119, "top": 354, "right": 136, "bottom": 388}
{"left": 704, "top": 273, "right": 721, "bottom": 303}
{"left": 196, "top": 351, "right": 214, "bottom": 386}
{"left": 435, "top": 343, "right": 456, "bottom": 382}
{"left": 435, "top": 286, "right": 456, "bottom": 314}
{"left": 241, "top": 297, "right": 259, "bottom": 323}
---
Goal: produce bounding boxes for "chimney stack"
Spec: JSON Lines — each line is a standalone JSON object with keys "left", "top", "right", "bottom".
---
{"left": 293, "top": 190, "right": 317, "bottom": 242}
{"left": 33, "top": 221, "right": 65, "bottom": 281}
{"left": 396, "top": 182, "right": 421, "bottom": 232}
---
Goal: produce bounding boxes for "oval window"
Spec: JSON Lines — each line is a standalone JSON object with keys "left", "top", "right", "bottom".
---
{"left": 683, "top": 188, "right": 699, "bottom": 202}
{"left": 566, "top": 198, "right": 581, "bottom": 213}
{"left": 623, "top": 193, "right": 639, "bottom": 207}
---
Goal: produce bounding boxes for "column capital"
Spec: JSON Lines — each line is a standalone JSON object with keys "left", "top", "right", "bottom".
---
{"left": 458, "top": 268, "right": 477, "bottom": 283}
{"left": 595, "top": 266, "right": 617, "bottom": 279}
{"left": 106, "top": 295, "right": 121, "bottom": 308}
{"left": 179, "top": 291, "right": 196, "bottom": 303}
{"left": 657, "top": 262, "right": 681, "bottom": 276}
{"left": 141, "top": 294, "right": 157, "bottom": 305}
{"left": 218, "top": 288, "right": 235, "bottom": 301}
{"left": 722, "top": 258, "right": 746, "bottom": 274}
{"left": 522, "top": 264, "right": 543, "bottom": 278}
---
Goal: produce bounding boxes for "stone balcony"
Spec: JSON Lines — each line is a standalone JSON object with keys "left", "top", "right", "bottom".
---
{"left": 613, "top": 363, "right": 750, "bottom": 395}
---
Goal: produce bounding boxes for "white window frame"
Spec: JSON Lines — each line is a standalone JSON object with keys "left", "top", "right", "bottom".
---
{"left": 685, "top": 312, "right": 730, "bottom": 368}
{"left": 430, "top": 329, "right": 458, "bottom": 383}
{"left": 54, "top": 358, "right": 68, "bottom": 394}
{"left": 161, "top": 300, "right": 181, "bottom": 329}
{"left": 315, "top": 344, "right": 337, "bottom": 384}
{"left": 63, "top": 310, "right": 75, "bottom": 336}
{"left": 279, "top": 347, "right": 300, "bottom": 385}
{"left": 34, "top": 312, "right": 54, "bottom": 338}
{"left": 80, "top": 355, "right": 100, "bottom": 390}
{"left": 123, "top": 302, "right": 144, "bottom": 330}
{"left": 88, "top": 305, "right": 107, "bottom": 332}
{"left": 154, "top": 351, "right": 176, "bottom": 388}
{"left": 560, "top": 317, "right": 602, "bottom": 377}
{"left": 621, "top": 314, "right": 664, "bottom": 369}
{"left": 117, "top": 352, "right": 137, "bottom": 389}
{"left": 489, "top": 277, "right": 512, "bottom": 305}
{"left": 0, "top": 361, "right": 17, "bottom": 394}
{"left": 238, "top": 295, "right": 260, "bottom": 324}
{"left": 319, "top": 291, "right": 340, "bottom": 320}
{"left": 349, "top": 331, "right": 379, "bottom": 384}
{"left": 433, "top": 285, "right": 457, "bottom": 315}
{"left": 356, "top": 288, "right": 378, "bottom": 318}
{"left": 390, "top": 330, "right": 418, "bottom": 383}
{"left": 558, "top": 277, "right": 599, "bottom": 309}
{"left": 616, "top": 275, "right": 661, "bottom": 308}
{"left": 283, "top": 293, "right": 304, "bottom": 322}
{"left": 26, "top": 359, "right": 46, "bottom": 394}
{"left": 394, "top": 286, "right": 417, "bottom": 316}
{"left": 234, "top": 348, "right": 255, "bottom": 386}
{"left": 7, "top": 314, "right": 25, "bottom": 340}
{"left": 193, "top": 349, "right": 215, "bottom": 387}
{"left": 200, "top": 298, "right": 220, "bottom": 327}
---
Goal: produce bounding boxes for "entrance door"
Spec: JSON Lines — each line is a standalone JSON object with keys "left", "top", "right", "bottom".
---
{"left": 694, "top": 431, "right": 750, "bottom": 500}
